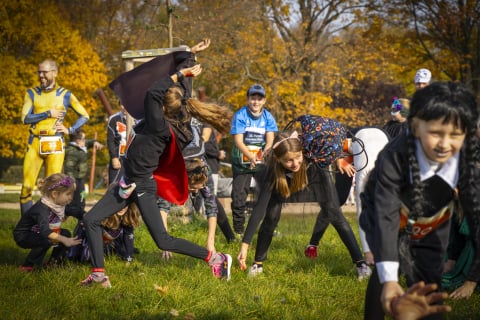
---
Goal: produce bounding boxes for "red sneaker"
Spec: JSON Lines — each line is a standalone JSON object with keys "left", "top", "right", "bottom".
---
{"left": 304, "top": 245, "right": 318, "bottom": 259}
{"left": 19, "top": 265, "right": 34, "bottom": 272}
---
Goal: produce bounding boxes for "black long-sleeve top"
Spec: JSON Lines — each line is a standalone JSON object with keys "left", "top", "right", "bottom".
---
{"left": 107, "top": 111, "right": 126, "bottom": 159}
{"left": 13, "top": 201, "right": 83, "bottom": 243}
{"left": 124, "top": 76, "right": 173, "bottom": 180}
{"left": 203, "top": 126, "right": 221, "bottom": 174}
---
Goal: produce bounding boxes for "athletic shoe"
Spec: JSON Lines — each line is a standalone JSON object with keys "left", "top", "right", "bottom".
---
{"left": 80, "top": 273, "right": 112, "bottom": 288}
{"left": 118, "top": 176, "right": 136, "bottom": 199}
{"left": 304, "top": 245, "right": 318, "bottom": 259}
{"left": 18, "top": 265, "right": 34, "bottom": 272}
{"left": 248, "top": 263, "right": 263, "bottom": 277}
{"left": 357, "top": 262, "right": 372, "bottom": 281}
{"left": 210, "top": 253, "right": 232, "bottom": 281}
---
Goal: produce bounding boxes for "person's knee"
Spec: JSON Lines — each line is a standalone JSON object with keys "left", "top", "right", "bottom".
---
{"left": 83, "top": 212, "right": 102, "bottom": 227}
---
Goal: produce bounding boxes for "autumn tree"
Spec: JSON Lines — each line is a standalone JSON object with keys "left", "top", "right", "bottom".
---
{"left": 171, "top": 0, "right": 369, "bottom": 127}
{"left": 24, "top": 0, "right": 477, "bottom": 133}
{"left": 54, "top": 0, "right": 173, "bottom": 79}
{"left": 0, "top": 0, "right": 108, "bottom": 177}
{"left": 49, "top": 0, "right": 433, "bottom": 130}
{"left": 375, "top": 0, "right": 480, "bottom": 96}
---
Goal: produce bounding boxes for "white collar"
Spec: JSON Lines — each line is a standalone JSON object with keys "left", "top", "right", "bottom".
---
{"left": 415, "top": 139, "right": 459, "bottom": 188}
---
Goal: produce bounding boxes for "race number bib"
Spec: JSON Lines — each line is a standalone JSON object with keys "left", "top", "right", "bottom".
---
{"left": 119, "top": 141, "right": 126, "bottom": 156}
{"left": 242, "top": 145, "right": 263, "bottom": 164}
{"left": 117, "top": 121, "right": 127, "bottom": 156}
{"left": 241, "top": 127, "right": 265, "bottom": 164}
{"left": 39, "top": 136, "right": 64, "bottom": 155}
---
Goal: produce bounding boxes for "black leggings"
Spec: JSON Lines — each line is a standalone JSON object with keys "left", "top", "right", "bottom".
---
{"left": 308, "top": 167, "right": 364, "bottom": 263}
{"left": 253, "top": 199, "right": 283, "bottom": 262}
{"left": 83, "top": 177, "right": 209, "bottom": 269}
{"left": 16, "top": 229, "right": 71, "bottom": 266}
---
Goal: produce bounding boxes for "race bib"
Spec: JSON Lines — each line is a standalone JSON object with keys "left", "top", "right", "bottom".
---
{"left": 119, "top": 141, "right": 126, "bottom": 156}
{"left": 39, "top": 136, "right": 64, "bottom": 155}
{"left": 117, "top": 121, "right": 127, "bottom": 156}
{"left": 242, "top": 145, "right": 263, "bottom": 164}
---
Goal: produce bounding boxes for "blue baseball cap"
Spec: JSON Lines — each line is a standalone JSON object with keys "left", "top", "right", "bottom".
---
{"left": 247, "top": 84, "right": 266, "bottom": 97}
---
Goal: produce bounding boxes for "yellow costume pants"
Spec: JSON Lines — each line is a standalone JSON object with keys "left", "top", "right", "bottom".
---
{"left": 20, "top": 137, "right": 65, "bottom": 214}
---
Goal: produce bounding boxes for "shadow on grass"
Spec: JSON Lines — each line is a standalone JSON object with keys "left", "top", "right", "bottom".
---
{"left": 0, "top": 246, "right": 28, "bottom": 265}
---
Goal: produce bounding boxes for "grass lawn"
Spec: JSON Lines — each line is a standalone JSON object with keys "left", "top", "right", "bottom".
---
{"left": 1, "top": 201, "right": 479, "bottom": 319}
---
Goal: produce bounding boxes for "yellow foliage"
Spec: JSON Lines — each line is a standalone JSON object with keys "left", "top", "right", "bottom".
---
{"left": 0, "top": 0, "right": 108, "bottom": 161}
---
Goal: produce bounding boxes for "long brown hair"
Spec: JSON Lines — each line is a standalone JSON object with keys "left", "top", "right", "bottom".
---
{"left": 185, "top": 158, "right": 208, "bottom": 186}
{"left": 265, "top": 131, "right": 308, "bottom": 198}
{"left": 163, "top": 86, "right": 233, "bottom": 135}
{"left": 102, "top": 202, "right": 141, "bottom": 230}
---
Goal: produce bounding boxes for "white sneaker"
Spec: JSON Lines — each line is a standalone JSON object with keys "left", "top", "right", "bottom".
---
{"left": 248, "top": 263, "right": 263, "bottom": 277}
{"left": 357, "top": 262, "right": 372, "bottom": 281}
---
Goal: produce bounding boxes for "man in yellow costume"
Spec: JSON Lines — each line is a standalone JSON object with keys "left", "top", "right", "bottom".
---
{"left": 20, "top": 59, "right": 89, "bottom": 215}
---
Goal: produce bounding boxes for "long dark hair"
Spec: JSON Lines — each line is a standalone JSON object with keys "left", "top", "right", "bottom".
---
{"left": 406, "top": 82, "right": 479, "bottom": 222}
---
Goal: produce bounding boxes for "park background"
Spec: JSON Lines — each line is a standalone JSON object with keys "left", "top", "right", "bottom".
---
{"left": 1, "top": 0, "right": 479, "bottom": 184}
{"left": 1, "top": 1, "right": 480, "bottom": 318}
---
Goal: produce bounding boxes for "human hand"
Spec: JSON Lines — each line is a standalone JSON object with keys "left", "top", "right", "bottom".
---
{"left": 218, "top": 150, "right": 226, "bottom": 160}
{"left": 381, "top": 281, "right": 405, "bottom": 316}
{"left": 63, "top": 235, "right": 82, "bottom": 247}
{"left": 161, "top": 250, "right": 173, "bottom": 260}
{"left": 206, "top": 239, "right": 216, "bottom": 253}
{"left": 237, "top": 242, "right": 249, "bottom": 270}
{"left": 50, "top": 108, "right": 65, "bottom": 119}
{"left": 55, "top": 123, "right": 69, "bottom": 134}
{"left": 112, "top": 158, "right": 122, "bottom": 170}
{"left": 449, "top": 280, "right": 477, "bottom": 300}
{"left": 249, "top": 157, "right": 257, "bottom": 169}
{"left": 391, "top": 281, "right": 451, "bottom": 320}
{"left": 337, "top": 158, "right": 356, "bottom": 177}
{"left": 94, "top": 142, "right": 104, "bottom": 150}
{"left": 364, "top": 251, "right": 375, "bottom": 266}
{"left": 191, "top": 38, "right": 211, "bottom": 54}
{"left": 181, "top": 64, "right": 202, "bottom": 78}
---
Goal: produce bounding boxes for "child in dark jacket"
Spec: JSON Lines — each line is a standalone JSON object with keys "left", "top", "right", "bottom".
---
{"left": 69, "top": 202, "right": 141, "bottom": 263}
{"left": 14, "top": 173, "right": 82, "bottom": 270}
{"left": 359, "top": 82, "right": 480, "bottom": 319}
{"left": 63, "top": 129, "right": 103, "bottom": 210}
